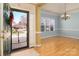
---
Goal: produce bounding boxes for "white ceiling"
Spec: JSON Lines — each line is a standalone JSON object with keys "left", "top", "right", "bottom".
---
{"left": 10, "top": 3, "right": 79, "bottom": 14}
{"left": 41, "top": 3, "right": 79, "bottom": 14}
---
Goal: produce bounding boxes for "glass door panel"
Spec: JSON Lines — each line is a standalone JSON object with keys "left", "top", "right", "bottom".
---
{"left": 12, "top": 10, "right": 28, "bottom": 50}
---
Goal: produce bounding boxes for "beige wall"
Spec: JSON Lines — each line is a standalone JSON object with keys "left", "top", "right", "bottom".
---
{"left": 35, "top": 5, "right": 42, "bottom": 46}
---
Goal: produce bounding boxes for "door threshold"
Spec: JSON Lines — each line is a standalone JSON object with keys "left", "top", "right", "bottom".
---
{"left": 11, "top": 46, "right": 29, "bottom": 53}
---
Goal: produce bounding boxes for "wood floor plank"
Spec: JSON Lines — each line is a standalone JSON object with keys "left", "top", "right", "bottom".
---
{"left": 35, "top": 36, "right": 79, "bottom": 56}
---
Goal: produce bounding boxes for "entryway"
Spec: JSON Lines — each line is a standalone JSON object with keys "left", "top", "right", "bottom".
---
{"left": 3, "top": 3, "right": 36, "bottom": 56}
{"left": 11, "top": 8, "right": 29, "bottom": 51}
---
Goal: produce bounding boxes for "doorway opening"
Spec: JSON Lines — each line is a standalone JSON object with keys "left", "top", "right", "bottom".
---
{"left": 11, "top": 8, "right": 29, "bottom": 51}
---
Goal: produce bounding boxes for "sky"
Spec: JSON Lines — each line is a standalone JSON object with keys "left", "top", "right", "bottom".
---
{"left": 13, "top": 11, "right": 27, "bottom": 24}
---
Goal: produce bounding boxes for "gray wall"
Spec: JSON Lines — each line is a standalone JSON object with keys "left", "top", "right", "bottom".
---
{"left": 41, "top": 10, "right": 79, "bottom": 39}
{"left": 41, "top": 10, "right": 60, "bottom": 38}
{"left": 59, "top": 12, "right": 79, "bottom": 39}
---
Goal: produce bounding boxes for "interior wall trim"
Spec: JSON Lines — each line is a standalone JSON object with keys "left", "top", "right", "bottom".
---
{"left": 42, "top": 35, "right": 57, "bottom": 39}
{"left": 42, "top": 35, "right": 79, "bottom": 40}
{"left": 60, "top": 35, "right": 79, "bottom": 39}
{"left": 57, "top": 29, "right": 79, "bottom": 31}
{"left": 0, "top": 3, "right": 3, "bottom": 56}
{"left": 36, "top": 32, "right": 42, "bottom": 34}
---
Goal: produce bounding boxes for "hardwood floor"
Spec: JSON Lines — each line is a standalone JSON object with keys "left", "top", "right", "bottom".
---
{"left": 35, "top": 36, "right": 79, "bottom": 56}
{"left": 11, "top": 48, "right": 39, "bottom": 56}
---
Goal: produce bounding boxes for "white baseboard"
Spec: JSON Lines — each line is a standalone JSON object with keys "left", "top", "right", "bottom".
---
{"left": 34, "top": 44, "right": 41, "bottom": 48}
{"left": 42, "top": 35, "right": 57, "bottom": 39}
{"left": 29, "top": 44, "right": 41, "bottom": 48}
{"left": 60, "top": 35, "right": 79, "bottom": 39}
{"left": 42, "top": 34, "right": 79, "bottom": 39}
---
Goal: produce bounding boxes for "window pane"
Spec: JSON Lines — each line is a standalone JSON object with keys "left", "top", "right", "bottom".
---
{"left": 46, "top": 17, "right": 50, "bottom": 31}
{"left": 41, "top": 17, "right": 55, "bottom": 32}
{"left": 41, "top": 17, "right": 46, "bottom": 32}
{"left": 50, "top": 19, "right": 55, "bottom": 31}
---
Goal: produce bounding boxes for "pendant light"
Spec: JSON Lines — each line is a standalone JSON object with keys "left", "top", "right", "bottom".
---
{"left": 61, "top": 3, "right": 70, "bottom": 20}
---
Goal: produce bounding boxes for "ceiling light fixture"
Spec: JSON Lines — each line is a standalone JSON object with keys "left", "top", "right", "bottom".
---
{"left": 61, "top": 3, "right": 70, "bottom": 20}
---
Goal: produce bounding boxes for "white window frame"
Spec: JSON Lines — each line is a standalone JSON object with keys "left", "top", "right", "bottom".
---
{"left": 41, "top": 16, "right": 55, "bottom": 32}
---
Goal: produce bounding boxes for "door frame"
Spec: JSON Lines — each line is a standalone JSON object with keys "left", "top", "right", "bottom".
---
{"left": 10, "top": 8, "right": 29, "bottom": 51}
